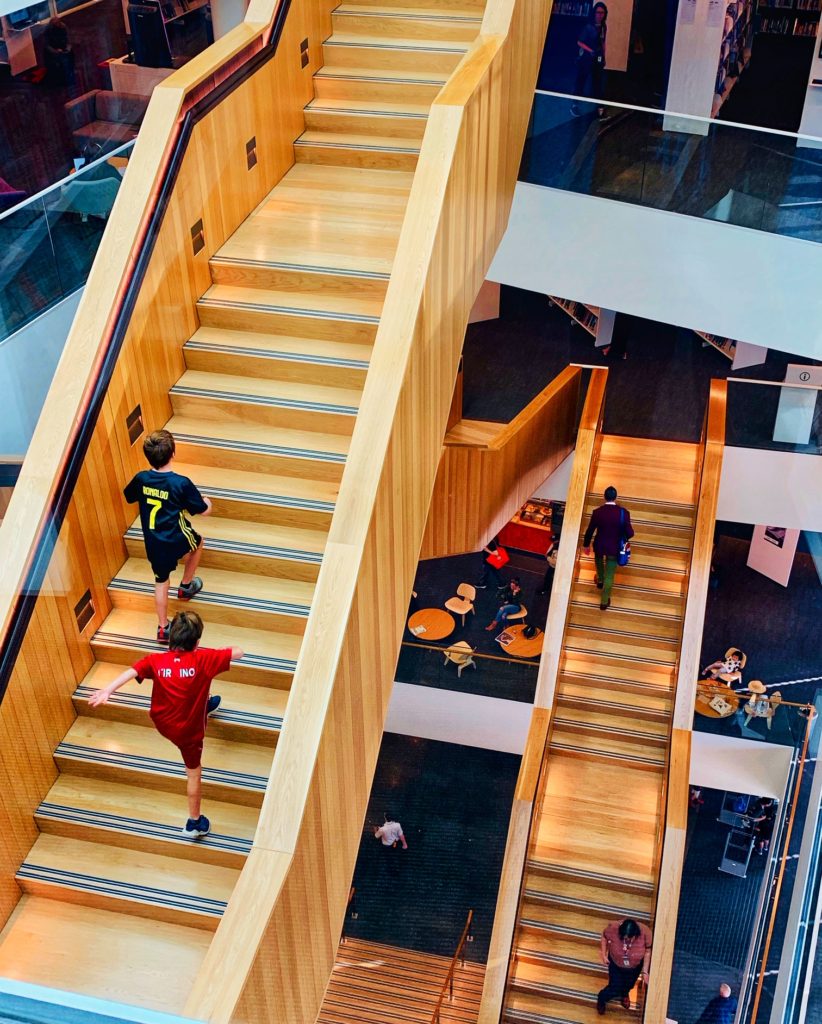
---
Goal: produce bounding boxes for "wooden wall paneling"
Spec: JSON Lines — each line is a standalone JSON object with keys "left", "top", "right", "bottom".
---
{"left": 0, "top": 0, "right": 335, "bottom": 936}
{"left": 420, "top": 366, "right": 581, "bottom": 559}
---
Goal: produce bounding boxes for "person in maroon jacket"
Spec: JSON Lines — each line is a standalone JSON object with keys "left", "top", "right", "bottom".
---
{"left": 582, "top": 486, "right": 634, "bottom": 610}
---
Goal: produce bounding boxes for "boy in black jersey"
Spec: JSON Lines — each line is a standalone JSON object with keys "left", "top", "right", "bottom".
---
{"left": 124, "top": 429, "right": 212, "bottom": 643}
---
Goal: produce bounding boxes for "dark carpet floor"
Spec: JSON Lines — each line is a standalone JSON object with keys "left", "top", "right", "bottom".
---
{"left": 345, "top": 732, "right": 520, "bottom": 962}
{"left": 464, "top": 287, "right": 817, "bottom": 443}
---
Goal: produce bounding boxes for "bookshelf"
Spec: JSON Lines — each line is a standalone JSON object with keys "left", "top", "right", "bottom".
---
{"left": 549, "top": 295, "right": 600, "bottom": 337}
{"left": 552, "top": 1, "right": 591, "bottom": 14}
{"left": 713, "top": 0, "right": 756, "bottom": 116}
{"left": 693, "top": 330, "right": 737, "bottom": 359}
{"left": 757, "top": 0, "right": 820, "bottom": 36}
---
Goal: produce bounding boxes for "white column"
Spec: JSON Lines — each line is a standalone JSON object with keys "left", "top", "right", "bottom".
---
{"left": 798, "top": 43, "right": 822, "bottom": 149}
{"left": 210, "top": 0, "right": 248, "bottom": 40}
{"left": 665, "top": 0, "right": 726, "bottom": 130}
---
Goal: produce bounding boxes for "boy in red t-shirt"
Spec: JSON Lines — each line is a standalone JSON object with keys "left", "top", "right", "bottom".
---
{"left": 89, "top": 611, "right": 243, "bottom": 838}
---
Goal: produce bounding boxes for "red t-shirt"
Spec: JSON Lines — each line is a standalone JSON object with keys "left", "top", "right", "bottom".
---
{"left": 132, "top": 647, "right": 232, "bottom": 749}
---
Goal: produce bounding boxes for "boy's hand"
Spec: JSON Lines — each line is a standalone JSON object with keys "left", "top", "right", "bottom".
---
{"left": 88, "top": 687, "right": 113, "bottom": 707}
{"left": 230, "top": 647, "right": 245, "bottom": 661}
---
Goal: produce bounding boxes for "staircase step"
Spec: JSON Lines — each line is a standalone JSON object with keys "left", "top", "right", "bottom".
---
{"left": 524, "top": 874, "right": 653, "bottom": 916}
{"left": 573, "top": 580, "right": 684, "bottom": 618}
{"left": 170, "top": 368, "right": 360, "bottom": 435}
{"left": 74, "top": 661, "right": 288, "bottom": 744}
{"left": 313, "top": 65, "right": 447, "bottom": 103}
{"left": 552, "top": 707, "right": 669, "bottom": 743}
{"left": 585, "top": 491, "right": 695, "bottom": 529}
{"left": 564, "top": 625, "right": 678, "bottom": 666}
{"left": 171, "top": 460, "right": 337, "bottom": 530}
{"left": 36, "top": 775, "right": 257, "bottom": 868}
{"left": 108, "top": 557, "right": 311, "bottom": 634}
{"left": 17, "top": 834, "right": 237, "bottom": 930}
{"left": 550, "top": 729, "right": 666, "bottom": 771}
{"left": 510, "top": 962, "right": 635, "bottom": 1013}
{"left": 576, "top": 562, "right": 687, "bottom": 595}
{"left": 625, "top": 542, "right": 690, "bottom": 573}
{"left": 126, "top": 513, "right": 325, "bottom": 585}
{"left": 341, "top": 0, "right": 484, "bottom": 10}
{"left": 295, "top": 129, "right": 420, "bottom": 170}
{"left": 332, "top": 5, "right": 481, "bottom": 42}
{"left": 207, "top": 257, "right": 389, "bottom": 300}
{"left": 505, "top": 988, "right": 634, "bottom": 1024}
{"left": 560, "top": 653, "right": 675, "bottom": 690}
{"left": 55, "top": 717, "right": 273, "bottom": 807}
{"left": 520, "top": 897, "right": 650, "bottom": 940}
{"left": 92, "top": 607, "right": 300, "bottom": 688}
{"left": 514, "top": 942, "right": 604, "bottom": 980}
{"left": 526, "top": 860, "right": 654, "bottom": 898}
{"left": 197, "top": 284, "right": 380, "bottom": 343}
{"left": 305, "top": 98, "right": 430, "bottom": 138}
{"left": 322, "top": 33, "right": 469, "bottom": 73}
{"left": 184, "top": 327, "right": 371, "bottom": 389}
{"left": 568, "top": 602, "right": 681, "bottom": 641}
{"left": 167, "top": 414, "right": 349, "bottom": 482}
{"left": 557, "top": 686, "right": 671, "bottom": 721}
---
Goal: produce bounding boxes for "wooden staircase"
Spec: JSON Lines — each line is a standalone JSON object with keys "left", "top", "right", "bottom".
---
{"left": 504, "top": 436, "right": 700, "bottom": 1024}
{"left": 0, "top": 1, "right": 484, "bottom": 1010}
{"left": 320, "top": 938, "right": 485, "bottom": 1024}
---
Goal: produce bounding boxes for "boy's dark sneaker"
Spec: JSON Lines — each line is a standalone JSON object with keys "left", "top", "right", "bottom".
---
{"left": 207, "top": 695, "right": 221, "bottom": 716}
{"left": 178, "top": 577, "right": 203, "bottom": 601}
{"left": 157, "top": 621, "right": 171, "bottom": 644}
{"left": 183, "top": 815, "right": 210, "bottom": 838}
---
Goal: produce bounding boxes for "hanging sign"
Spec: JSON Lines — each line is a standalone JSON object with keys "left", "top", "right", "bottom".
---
{"left": 707, "top": 0, "right": 724, "bottom": 27}
{"left": 680, "top": 0, "right": 697, "bottom": 23}
{"left": 747, "top": 525, "right": 801, "bottom": 588}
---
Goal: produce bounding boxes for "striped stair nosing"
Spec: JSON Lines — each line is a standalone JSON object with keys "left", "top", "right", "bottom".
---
{"left": 557, "top": 695, "right": 670, "bottom": 720}
{"left": 123, "top": 525, "right": 324, "bottom": 567}
{"left": 334, "top": 6, "right": 482, "bottom": 22}
{"left": 185, "top": 339, "right": 371, "bottom": 371}
{"left": 314, "top": 70, "right": 447, "bottom": 85}
{"left": 16, "top": 862, "right": 227, "bottom": 917}
{"left": 510, "top": 978, "right": 596, "bottom": 1004}
{"left": 570, "top": 600, "right": 681, "bottom": 624}
{"left": 526, "top": 860, "right": 654, "bottom": 894}
{"left": 35, "top": 801, "right": 252, "bottom": 856}
{"left": 73, "top": 684, "right": 284, "bottom": 733}
{"left": 296, "top": 136, "right": 421, "bottom": 154}
{"left": 210, "top": 255, "right": 391, "bottom": 282}
{"left": 504, "top": 1010, "right": 583, "bottom": 1024}
{"left": 551, "top": 740, "right": 664, "bottom": 768}
{"left": 54, "top": 741, "right": 269, "bottom": 792}
{"left": 559, "top": 670, "right": 673, "bottom": 695}
{"left": 325, "top": 39, "right": 468, "bottom": 53}
{"left": 586, "top": 491, "right": 695, "bottom": 510}
{"left": 523, "top": 889, "right": 650, "bottom": 920}
{"left": 173, "top": 432, "right": 347, "bottom": 465}
{"left": 91, "top": 629, "right": 298, "bottom": 675}
{"left": 553, "top": 717, "right": 667, "bottom": 742}
{"left": 516, "top": 949, "right": 604, "bottom": 973}
{"left": 170, "top": 383, "right": 359, "bottom": 418}
{"left": 110, "top": 575, "right": 311, "bottom": 619}
{"left": 173, "top": 480, "right": 335, "bottom": 515}
{"left": 568, "top": 621, "right": 680, "bottom": 646}
{"left": 197, "top": 295, "right": 380, "bottom": 325}
{"left": 306, "top": 101, "right": 429, "bottom": 120}
{"left": 563, "top": 643, "right": 675, "bottom": 668}
{"left": 520, "top": 918, "right": 599, "bottom": 942}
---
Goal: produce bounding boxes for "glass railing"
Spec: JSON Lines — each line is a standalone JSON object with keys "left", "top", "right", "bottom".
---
{"left": 0, "top": 139, "right": 135, "bottom": 342}
{"left": 725, "top": 378, "right": 821, "bottom": 455}
{"left": 520, "top": 91, "right": 822, "bottom": 243}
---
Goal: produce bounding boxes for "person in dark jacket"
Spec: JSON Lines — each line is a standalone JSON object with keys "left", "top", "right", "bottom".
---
{"left": 696, "top": 983, "right": 738, "bottom": 1024}
{"left": 571, "top": 2, "right": 608, "bottom": 115}
{"left": 582, "top": 485, "right": 633, "bottom": 610}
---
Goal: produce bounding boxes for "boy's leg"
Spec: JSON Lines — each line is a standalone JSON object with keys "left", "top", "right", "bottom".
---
{"left": 601, "top": 556, "right": 618, "bottom": 606}
{"left": 185, "top": 765, "right": 203, "bottom": 820}
{"left": 154, "top": 579, "right": 170, "bottom": 628}
{"left": 180, "top": 539, "right": 204, "bottom": 586}
{"left": 594, "top": 553, "right": 605, "bottom": 587}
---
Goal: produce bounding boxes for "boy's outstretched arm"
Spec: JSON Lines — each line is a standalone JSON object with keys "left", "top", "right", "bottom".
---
{"left": 89, "top": 667, "right": 139, "bottom": 706}
{"left": 200, "top": 496, "right": 213, "bottom": 517}
{"left": 230, "top": 647, "right": 244, "bottom": 661}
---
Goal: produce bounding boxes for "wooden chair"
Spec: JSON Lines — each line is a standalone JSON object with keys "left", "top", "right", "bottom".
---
{"left": 443, "top": 641, "right": 476, "bottom": 678}
{"left": 717, "top": 647, "right": 747, "bottom": 685}
{"left": 743, "top": 682, "right": 775, "bottom": 729}
{"left": 504, "top": 604, "right": 527, "bottom": 624}
{"left": 445, "top": 583, "right": 476, "bottom": 627}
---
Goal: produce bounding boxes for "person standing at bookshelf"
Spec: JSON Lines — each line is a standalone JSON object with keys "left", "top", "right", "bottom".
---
{"left": 571, "top": 2, "right": 608, "bottom": 116}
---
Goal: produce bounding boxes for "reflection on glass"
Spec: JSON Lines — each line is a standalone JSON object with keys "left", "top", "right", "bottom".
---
{"left": 726, "top": 381, "right": 821, "bottom": 455}
{"left": 521, "top": 92, "right": 822, "bottom": 243}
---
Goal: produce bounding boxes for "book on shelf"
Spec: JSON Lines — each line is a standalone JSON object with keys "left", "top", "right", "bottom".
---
{"left": 553, "top": 0, "right": 591, "bottom": 14}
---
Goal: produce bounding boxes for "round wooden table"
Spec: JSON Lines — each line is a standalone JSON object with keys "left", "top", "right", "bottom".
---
{"left": 407, "top": 608, "right": 455, "bottom": 642}
{"left": 695, "top": 691, "right": 739, "bottom": 719}
{"left": 496, "top": 623, "right": 543, "bottom": 659}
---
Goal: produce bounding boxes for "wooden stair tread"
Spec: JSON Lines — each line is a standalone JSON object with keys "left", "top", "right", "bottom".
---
{"left": 166, "top": 414, "right": 351, "bottom": 459}
{"left": 110, "top": 561, "right": 315, "bottom": 614}
{"left": 172, "top": 460, "right": 338, "bottom": 511}
{"left": 573, "top": 581, "right": 683, "bottom": 616}
{"left": 568, "top": 603, "right": 681, "bottom": 638}
{"left": 551, "top": 729, "right": 666, "bottom": 764}
{"left": 325, "top": 30, "right": 470, "bottom": 50}
{"left": 306, "top": 97, "right": 430, "bottom": 116}
{"left": 93, "top": 607, "right": 302, "bottom": 676}
{"left": 215, "top": 164, "right": 413, "bottom": 276}
{"left": 199, "top": 284, "right": 383, "bottom": 321}
{"left": 188, "top": 326, "right": 373, "bottom": 366}
{"left": 564, "top": 631, "right": 678, "bottom": 666}
{"left": 76, "top": 661, "right": 289, "bottom": 731}
{"left": 297, "top": 129, "right": 421, "bottom": 152}
{"left": 316, "top": 63, "right": 449, "bottom": 84}
{"left": 560, "top": 654, "right": 675, "bottom": 688}
{"left": 173, "top": 368, "right": 363, "bottom": 411}
{"left": 37, "top": 774, "right": 258, "bottom": 858}
{"left": 524, "top": 874, "right": 652, "bottom": 914}
{"left": 505, "top": 988, "right": 633, "bottom": 1023}
{"left": 584, "top": 491, "right": 695, "bottom": 528}
{"left": 576, "top": 563, "right": 686, "bottom": 595}
{"left": 526, "top": 859, "right": 654, "bottom": 895}
{"left": 58, "top": 717, "right": 274, "bottom": 788}
{"left": 335, "top": 3, "right": 482, "bottom": 19}
{"left": 557, "top": 683, "right": 671, "bottom": 715}
{"left": 552, "top": 706, "right": 669, "bottom": 738}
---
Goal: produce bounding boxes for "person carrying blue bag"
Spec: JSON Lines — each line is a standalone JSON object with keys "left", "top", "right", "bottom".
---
{"left": 582, "top": 485, "right": 634, "bottom": 610}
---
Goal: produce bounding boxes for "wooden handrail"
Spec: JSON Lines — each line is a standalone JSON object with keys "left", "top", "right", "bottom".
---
{"left": 432, "top": 910, "right": 474, "bottom": 1024}
{"left": 642, "top": 379, "right": 727, "bottom": 1023}
{"left": 402, "top": 640, "right": 542, "bottom": 666}
{"left": 477, "top": 370, "right": 608, "bottom": 1024}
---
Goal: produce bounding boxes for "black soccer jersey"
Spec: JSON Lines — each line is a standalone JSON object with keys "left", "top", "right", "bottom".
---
{"left": 123, "top": 470, "right": 208, "bottom": 547}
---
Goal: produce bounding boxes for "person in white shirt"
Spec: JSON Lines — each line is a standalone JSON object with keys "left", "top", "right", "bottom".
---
{"left": 374, "top": 813, "right": 408, "bottom": 850}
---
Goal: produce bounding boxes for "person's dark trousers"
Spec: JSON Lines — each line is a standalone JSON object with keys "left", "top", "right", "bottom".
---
{"left": 574, "top": 55, "right": 593, "bottom": 99}
{"left": 598, "top": 958, "right": 641, "bottom": 1008}
{"left": 539, "top": 566, "right": 555, "bottom": 595}
{"left": 478, "top": 560, "right": 502, "bottom": 588}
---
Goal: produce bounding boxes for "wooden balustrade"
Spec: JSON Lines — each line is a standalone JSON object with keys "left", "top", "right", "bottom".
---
{"left": 420, "top": 366, "right": 581, "bottom": 559}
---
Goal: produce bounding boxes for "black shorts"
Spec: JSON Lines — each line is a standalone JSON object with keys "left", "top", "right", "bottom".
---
{"left": 145, "top": 531, "right": 201, "bottom": 584}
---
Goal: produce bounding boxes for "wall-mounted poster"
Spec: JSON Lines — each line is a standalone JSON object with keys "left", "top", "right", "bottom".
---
{"left": 680, "top": 0, "right": 697, "bottom": 24}
{"left": 707, "top": 0, "right": 724, "bottom": 27}
{"left": 747, "top": 525, "right": 800, "bottom": 587}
